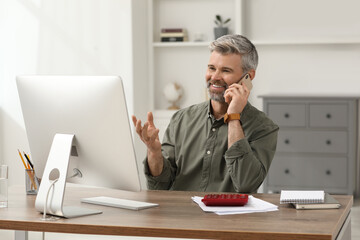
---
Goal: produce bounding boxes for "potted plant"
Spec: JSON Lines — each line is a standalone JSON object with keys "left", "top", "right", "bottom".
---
{"left": 214, "top": 15, "right": 231, "bottom": 39}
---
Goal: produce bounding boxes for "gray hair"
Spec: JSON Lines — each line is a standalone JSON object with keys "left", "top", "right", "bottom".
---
{"left": 209, "top": 34, "right": 258, "bottom": 73}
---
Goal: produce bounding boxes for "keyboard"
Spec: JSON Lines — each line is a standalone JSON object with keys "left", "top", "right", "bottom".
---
{"left": 81, "top": 196, "right": 159, "bottom": 210}
{"left": 201, "top": 194, "right": 248, "bottom": 206}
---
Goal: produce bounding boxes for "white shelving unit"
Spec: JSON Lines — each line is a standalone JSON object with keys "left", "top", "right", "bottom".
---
{"left": 153, "top": 39, "right": 360, "bottom": 48}
{"left": 153, "top": 42, "right": 211, "bottom": 47}
{"left": 148, "top": 0, "right": 244, "bottom": 112}
{"left": 148, "top": 0, "right": 360, "bottom": 113}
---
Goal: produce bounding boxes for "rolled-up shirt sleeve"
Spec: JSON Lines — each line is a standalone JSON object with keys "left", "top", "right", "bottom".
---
{"left": 224, "top": 124, "right": 279, "bottom": 193}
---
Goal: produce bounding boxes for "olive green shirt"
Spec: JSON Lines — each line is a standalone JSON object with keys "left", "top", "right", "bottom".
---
{"left": 144, "top": 101, "right": 279, "bottom": 193}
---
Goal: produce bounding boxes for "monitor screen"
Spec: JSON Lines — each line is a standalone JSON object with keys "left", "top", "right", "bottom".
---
{"left": 16, "top": 76, "right": 141, "bottom": 192}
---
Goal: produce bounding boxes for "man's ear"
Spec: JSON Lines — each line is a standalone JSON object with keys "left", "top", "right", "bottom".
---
{"left": 248, "top": 69, "right": 256, "bottom": 80}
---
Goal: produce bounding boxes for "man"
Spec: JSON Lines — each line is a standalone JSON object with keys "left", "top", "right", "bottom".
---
{"left": 132, "top": 34, "right": 279, "bottom": 193}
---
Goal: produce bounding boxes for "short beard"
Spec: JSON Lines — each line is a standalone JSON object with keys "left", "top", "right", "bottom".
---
{"left": 208, "top": 89, "right": 225, "bottom": 103}
{"left": 207, "top": 81, "right": 227, "bottom": 103}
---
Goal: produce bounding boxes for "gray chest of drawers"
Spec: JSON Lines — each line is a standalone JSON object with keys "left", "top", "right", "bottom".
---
{"left": 261, "top": 95, "right": 359, "bottom": 195}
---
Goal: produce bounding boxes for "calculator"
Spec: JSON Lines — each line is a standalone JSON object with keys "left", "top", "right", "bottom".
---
{"left": 201, "top": 194, "right": 248, "bottom": 206}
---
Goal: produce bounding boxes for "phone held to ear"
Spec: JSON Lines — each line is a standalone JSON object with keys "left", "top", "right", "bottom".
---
{"left": 238, "top": 73, "right": 253, "bottom": 91}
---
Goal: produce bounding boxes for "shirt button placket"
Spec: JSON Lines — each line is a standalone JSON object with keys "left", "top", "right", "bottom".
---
{"left": 199, "top": 124, "right": 219, "bottom": 191}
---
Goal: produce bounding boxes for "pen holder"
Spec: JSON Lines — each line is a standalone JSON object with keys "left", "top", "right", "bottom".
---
{"left": 25, "top": 169, "right": 39, "bottom": 195}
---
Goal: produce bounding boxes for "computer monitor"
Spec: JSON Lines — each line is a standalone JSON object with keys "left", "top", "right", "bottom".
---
{"left": 17, "top": 75, "right": 141, "bottom": 218}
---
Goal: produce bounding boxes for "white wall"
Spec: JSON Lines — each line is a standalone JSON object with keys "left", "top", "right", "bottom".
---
{"left": 0, "top": 0, "right": 5, "bottom": 165}
{"left": 0, "top": 0, "right": 135, "bottom": 188}
{"left": 0, "top": 0, "right": 41, "bottom": 186}
{"left": 131, "top": 0, "right": 149, "bottom": 188}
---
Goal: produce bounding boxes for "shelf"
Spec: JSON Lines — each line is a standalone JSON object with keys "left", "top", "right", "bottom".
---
{"left": 153, "top": 41, "right": 210, "bottom": 47}
{"left": 153, "top": 39, "right": 360, "bottom": 48}
{"left": 253, "top": 39, "right": 360, "bottom": 46}
{"left": 149, "top": 0, "right": 243, "bottom": 110}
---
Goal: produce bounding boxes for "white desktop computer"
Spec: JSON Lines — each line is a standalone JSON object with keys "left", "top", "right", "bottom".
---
{"left": 17, "top": 75, "right": 144, "bottom": 218}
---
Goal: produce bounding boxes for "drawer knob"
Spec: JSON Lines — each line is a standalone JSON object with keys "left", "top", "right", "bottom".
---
{"left": 284, "top": 139, "right": 290, "bottom": 144}
{"left": 326, "top": 170, "right": 331, "bottom": 175}
{"left": 284, "top": 113, "right": 290, "bottom": 118}
{"left": 326, "top": 113, "right": 332, "bottom": 119}
{"left": 284, "top": 169, "right": 290, "bottom": 174}
{"left": 326, "top": 140, "right": 332, "bottom": 145}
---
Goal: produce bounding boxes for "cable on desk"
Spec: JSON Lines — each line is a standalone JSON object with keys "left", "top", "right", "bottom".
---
{"left": 41, "top": 178, "right": 59, "bottom": 240}
{"left": 42, "top": 178, "right": 59, "bottom": 220}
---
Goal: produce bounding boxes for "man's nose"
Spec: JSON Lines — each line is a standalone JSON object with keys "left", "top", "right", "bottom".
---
{"left": 212, "top": 70, "right": 222, "bottom": 80}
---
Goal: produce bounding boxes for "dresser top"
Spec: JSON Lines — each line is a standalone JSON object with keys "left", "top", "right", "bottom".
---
{"left": 258, "top": 93, "right": 360, "bottom": 99}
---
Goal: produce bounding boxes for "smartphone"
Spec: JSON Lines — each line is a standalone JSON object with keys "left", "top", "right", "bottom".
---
{"left": 238, "top": 73, "right": 253, "bottom": 91}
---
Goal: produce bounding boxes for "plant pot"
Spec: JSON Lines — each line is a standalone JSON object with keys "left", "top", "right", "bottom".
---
{"left": 214, "top": 27, "right": 228, "bottom": 39}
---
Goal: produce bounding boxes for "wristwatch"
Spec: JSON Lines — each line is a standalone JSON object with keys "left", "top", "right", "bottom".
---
{"left": 224, "top": 113, "right": 241, "bottom": 123}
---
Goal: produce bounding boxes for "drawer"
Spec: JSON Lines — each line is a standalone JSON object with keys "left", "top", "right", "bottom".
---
{"left": 268, "top": 104, "right": 306, "bottom": 127}
{"left": 268, "top": 156, "right": 347, "bottom": 189}
{"left": 309, "top": 103, "right": 348, "bottom": 128}
{"left": 277, "top": 130, "right": 347, "bottom": 154}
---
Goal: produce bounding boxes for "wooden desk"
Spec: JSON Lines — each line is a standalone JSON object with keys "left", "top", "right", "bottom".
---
{"left": 0, "top": 186, "right": 352, "bottom": 240}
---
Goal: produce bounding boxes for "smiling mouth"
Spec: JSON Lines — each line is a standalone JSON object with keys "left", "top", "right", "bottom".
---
{"left": 207, "top": 81, "right": 228, "bottom": 90}
{"left": 209, "top": 84, "right": 228, "bottom": 93}
{"left": 211, "top": 84, "right": 225, "bottom": 88}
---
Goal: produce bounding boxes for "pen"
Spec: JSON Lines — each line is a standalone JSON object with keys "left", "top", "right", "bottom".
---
{"left": 23, "top": 152, "right": 34, "bottom": 170}
{"left": 18, "top": 149, "right": 28, "bottom": 169}
{"left": 18, "top": 150, "right": 37, "bottom": 190}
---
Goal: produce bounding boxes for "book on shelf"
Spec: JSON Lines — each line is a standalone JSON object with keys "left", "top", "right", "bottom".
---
{"left": 160, "top": 28, "right": 188, "bottom": 42}
{"left": 160, "top": 32, "right": 187, "bottom": 37}
{"left": 161, "top": 36, "right": 188, "bottom": 42}
{"left": 161, "top": 28, "right": 186, "bottom": 33}
{"left": 280, "top": 190, "right": 325, "bottom": 204}
{"left": 292, "top": 193, "right": 341, "bottom": 210}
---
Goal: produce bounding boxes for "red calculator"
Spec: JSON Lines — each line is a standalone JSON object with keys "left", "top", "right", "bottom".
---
{"left": 201, "top": 194, "right": 248, "bottom": 206}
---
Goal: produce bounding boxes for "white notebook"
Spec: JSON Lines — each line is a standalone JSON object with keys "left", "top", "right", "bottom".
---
{"left": 280, "top": 190, "right": 325, "bottom": 204}
{"left": 81, "top": 196, "right": 159, "bottom": 210}
{"left": 292, "top": 193, "right": 341, "bottom": 210}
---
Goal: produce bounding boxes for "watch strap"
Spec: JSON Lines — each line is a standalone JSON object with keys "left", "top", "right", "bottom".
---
{"left": 224, "top": 113, "right": 241, "bottom": 123}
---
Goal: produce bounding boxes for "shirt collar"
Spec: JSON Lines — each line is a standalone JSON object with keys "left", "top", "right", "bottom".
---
{"left": 207, "top": 100, "right": 212, "bottom": 118}
{"left": 207, "top": 100, "right": 216, "bottom": 123}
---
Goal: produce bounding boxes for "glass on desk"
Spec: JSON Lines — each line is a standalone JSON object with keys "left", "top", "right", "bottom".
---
{"left": 25, "top": 169, "right": 39, "bottom": 195}
{"left": 0, "top": 165, "right": 8, "bottom": 208}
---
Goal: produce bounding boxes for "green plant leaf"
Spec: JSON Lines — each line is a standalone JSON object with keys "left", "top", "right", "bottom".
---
{"left": 215, "top": 15, "right": 222, "bottom": 22}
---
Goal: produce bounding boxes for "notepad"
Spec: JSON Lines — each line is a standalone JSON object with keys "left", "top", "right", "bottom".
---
{"left": 280, "top": 190, "right": 325, "bottom": 204}
{"left": 292, "top": 193, "right": 341, "bottom": 210}
{"left": 81, "top": 196, "right": 159, "bottom": 210}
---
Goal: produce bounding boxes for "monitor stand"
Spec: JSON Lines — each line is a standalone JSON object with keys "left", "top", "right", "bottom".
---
{"left": 35, "top": 133, "right": 102, "bottom": 218}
